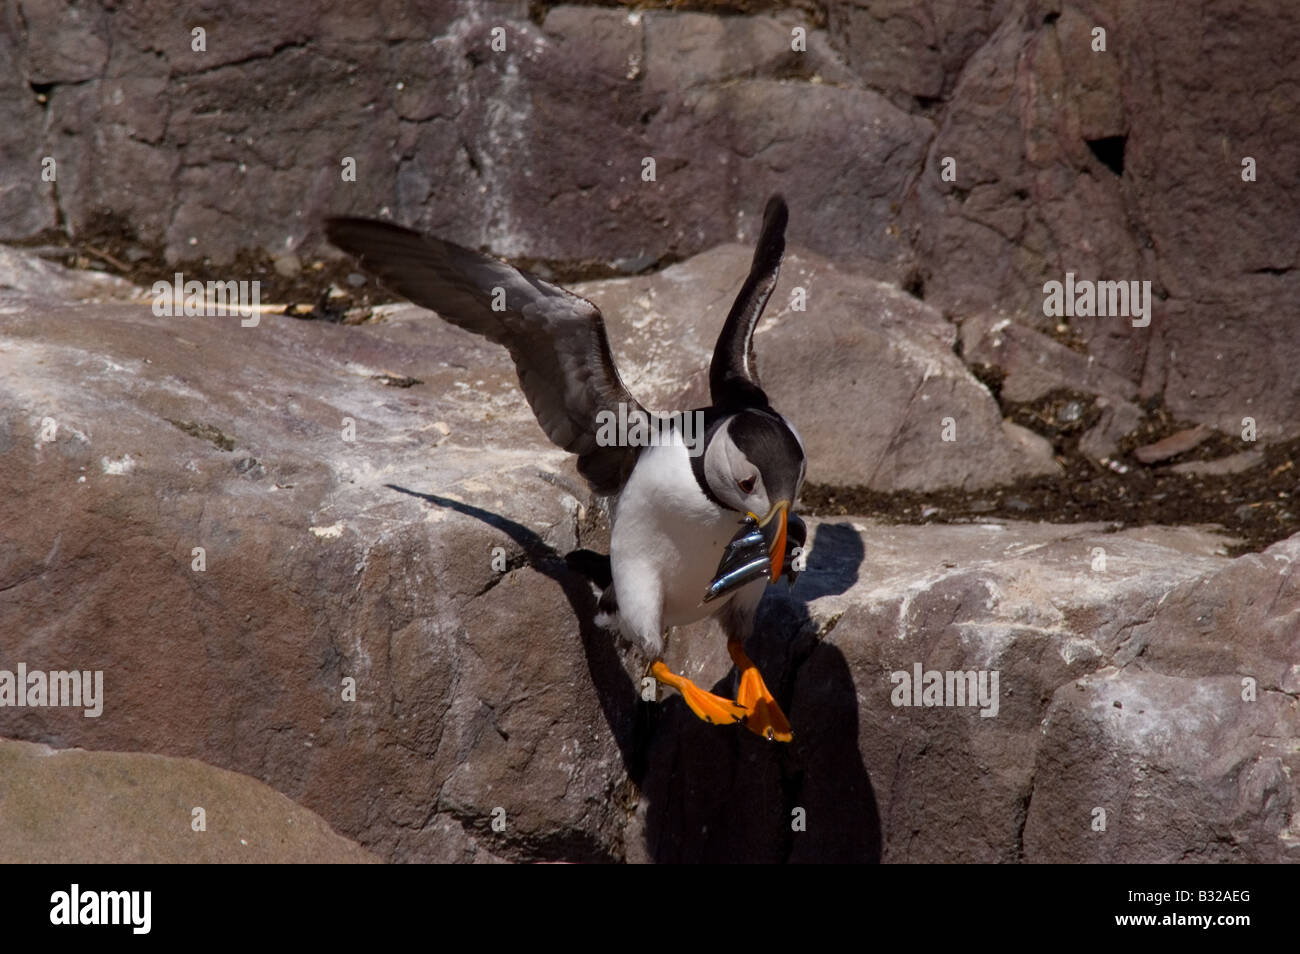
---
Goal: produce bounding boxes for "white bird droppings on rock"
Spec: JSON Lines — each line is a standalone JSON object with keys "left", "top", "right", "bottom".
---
{"left": 100, "top": 454, "right": 135, "bottom": 475}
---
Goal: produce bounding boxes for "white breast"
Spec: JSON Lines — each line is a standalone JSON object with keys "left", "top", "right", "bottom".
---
{"left": 610, "top": 438, "right": 750, "bottom": 631}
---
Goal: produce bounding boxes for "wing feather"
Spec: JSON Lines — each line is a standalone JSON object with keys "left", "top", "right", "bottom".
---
{"left": 709, "top": 195, "right": 788, "bottom": 409}
{"left": 326, "top": 217, "right": 645, "bottom": 495}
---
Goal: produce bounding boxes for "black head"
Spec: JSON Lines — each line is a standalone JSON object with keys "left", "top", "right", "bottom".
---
{"left": 701, "top": 408, "right": 806, "bottom": 518}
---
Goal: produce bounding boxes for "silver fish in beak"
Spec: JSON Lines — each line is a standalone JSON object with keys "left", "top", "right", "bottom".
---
{"left": 703, "top": 510, "right": 807, "bottom": 603}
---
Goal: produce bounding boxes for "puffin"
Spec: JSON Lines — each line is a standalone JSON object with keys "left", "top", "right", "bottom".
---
{"left": 326, "top": 196, "right": 808, "bottom": 741}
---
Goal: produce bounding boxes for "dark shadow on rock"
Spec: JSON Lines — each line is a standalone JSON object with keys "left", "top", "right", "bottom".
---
{"left": 385, "top": 484, "right": 653, "bottom": 783}
{"left": 791, "top": 521, "right": 864, "bottom": 601}
{"left": 387, "top": 488, "right": 878, "bottom": 862}
{"left": 640, "top": 521, "right": 881, "bottom": 862}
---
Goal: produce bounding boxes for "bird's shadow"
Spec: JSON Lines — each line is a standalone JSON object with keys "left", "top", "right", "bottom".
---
{"left": 638, "top": 521, "right": 881, "bottom": 862}
{"left": 385, "top": 483, "right": 653, "bottom": 780}
{"left": 388, "top": 485, "right": 880, "bottom": 862}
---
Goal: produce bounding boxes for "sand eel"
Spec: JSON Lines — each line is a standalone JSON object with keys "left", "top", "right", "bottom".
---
{"left": 326, "top": 196, "right": 807, "bottom": 741}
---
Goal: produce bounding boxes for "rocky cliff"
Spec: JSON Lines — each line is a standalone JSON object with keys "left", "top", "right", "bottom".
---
{"left": 1, "top": 0, "right": 1297, "bottom": 862}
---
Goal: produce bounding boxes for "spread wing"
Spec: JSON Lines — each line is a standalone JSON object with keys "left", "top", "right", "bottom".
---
{"left": 326, "top": 217, "right": 646, "bottom": 496}
{"left": 709, "top": 195, "right": 788, "bottom": 410}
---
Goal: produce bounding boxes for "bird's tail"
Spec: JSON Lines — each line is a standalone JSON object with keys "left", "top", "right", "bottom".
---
{"left": 564, "top": 548, "right": 612, "bottom": 588}
{"left": 564, "top": 549, "right": 619, "bottom": 630}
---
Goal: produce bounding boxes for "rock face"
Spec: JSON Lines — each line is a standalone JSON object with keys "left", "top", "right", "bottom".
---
{"left": 653, "top": 522, "right": 1299, "bottom": 863}
{"left": 2, "top": 0, "right": 1297, "bottom": 862}
{"left": 0, "top": 738, "right": 380, "bottom": 863}
{"left": 1, "top": 251, "right": 1295, "bottom": 863}
{"left": 0, "top": 266, "right": 628, "bottom": 863}
{"left": 0, "top": 245, "right": 140, "bottom": 302}
{"left": 1, "top": 1, "right": 1295, "bottom": 442}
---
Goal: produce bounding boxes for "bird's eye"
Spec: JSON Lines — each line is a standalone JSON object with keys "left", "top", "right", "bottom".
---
{"left": 738, "top": 476, "right": 756, "bottom": 494}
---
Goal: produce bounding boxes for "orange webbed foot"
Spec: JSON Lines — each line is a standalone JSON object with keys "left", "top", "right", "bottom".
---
{"left": 650, "top": 660, "right": 748, "bottom": 725}
{"left": 729, "top": 641, "right": 793, "bottom": 742}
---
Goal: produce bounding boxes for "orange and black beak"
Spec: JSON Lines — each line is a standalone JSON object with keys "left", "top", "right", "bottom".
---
{"left": 703, "top": 501, "right": 800, "bottom": 604}
{"left": 756, "top": 500, "right": 790, "bottom": 583}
